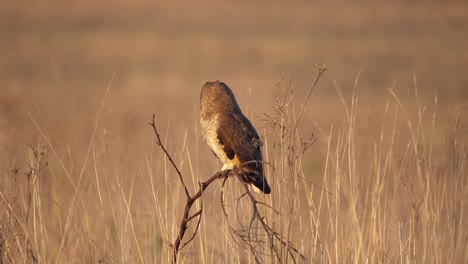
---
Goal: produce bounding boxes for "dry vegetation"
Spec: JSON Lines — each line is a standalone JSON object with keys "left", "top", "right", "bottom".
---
{"left": 1, "top": 1, "right": 468, "bottom": 263}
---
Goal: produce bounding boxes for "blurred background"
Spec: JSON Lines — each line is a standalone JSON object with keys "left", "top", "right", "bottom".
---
{"left": 2, "top": 1, "right": 467, "bottom": 166}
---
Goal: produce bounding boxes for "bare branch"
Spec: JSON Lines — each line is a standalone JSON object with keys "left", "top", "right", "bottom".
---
{"left": 149, "top": 114, "right": 190, "bottom": 199}
{"left": 150, "top": 116, "right": 233, "bottom": 263}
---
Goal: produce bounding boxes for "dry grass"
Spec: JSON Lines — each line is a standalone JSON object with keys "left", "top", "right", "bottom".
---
{"left": 1, "top": 1, "right": 468, "bottom": 263}
{"left": 1, "top": 69, "right": 467, "bottom": 263}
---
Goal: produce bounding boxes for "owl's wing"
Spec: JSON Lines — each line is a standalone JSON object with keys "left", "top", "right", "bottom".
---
{"left": 216, "top": 113, "right": 271, "bottom": 193}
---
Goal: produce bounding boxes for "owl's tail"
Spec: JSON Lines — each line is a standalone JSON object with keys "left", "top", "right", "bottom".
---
{"left": 251, "top": 175, "right": 271, "bottom": 194}
{"left": 243, "top": 165, "right": 271, "bottom": 194}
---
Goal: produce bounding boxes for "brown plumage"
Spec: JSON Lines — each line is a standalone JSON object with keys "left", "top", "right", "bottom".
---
{"left": 200, "top": 81, "right": 271, "bottom": 194}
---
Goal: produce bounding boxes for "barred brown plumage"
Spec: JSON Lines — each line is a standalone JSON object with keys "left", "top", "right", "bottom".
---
{"left": 200, "top": 81, "right": 271, "bottom": 194}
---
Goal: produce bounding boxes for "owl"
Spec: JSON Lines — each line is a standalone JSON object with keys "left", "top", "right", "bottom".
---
{"left": 200, "top": 81, "right": 271, "bottom": 194}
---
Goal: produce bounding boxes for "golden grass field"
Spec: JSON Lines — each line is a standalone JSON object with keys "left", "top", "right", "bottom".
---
{"left": 1, "top": 0, "right": 467, "bottom": 263}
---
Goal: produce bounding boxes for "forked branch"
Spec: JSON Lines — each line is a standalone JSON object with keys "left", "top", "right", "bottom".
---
{"left": 149, "top": 115, "right": 230, "bottom": 263}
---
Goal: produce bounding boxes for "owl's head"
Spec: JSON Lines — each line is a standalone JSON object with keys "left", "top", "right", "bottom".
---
{"left": 200, "top": 81, "right": 241, "bottom": 114}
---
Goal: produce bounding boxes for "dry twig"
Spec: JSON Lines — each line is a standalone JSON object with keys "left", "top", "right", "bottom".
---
{"left": 149, "top": 115, "right": 231, "bottom": 263}
{"left": 221, "top": 169, "right": 306, "bottom": 263}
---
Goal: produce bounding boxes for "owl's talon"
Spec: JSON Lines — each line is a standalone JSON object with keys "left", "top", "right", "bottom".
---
{"left": 217, "top": 170, "right": 230, "bottom": 179}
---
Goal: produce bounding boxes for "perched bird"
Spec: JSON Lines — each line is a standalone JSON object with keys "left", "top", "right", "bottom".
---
{"left": 200, "top": 81, "right": 271, "bottom": 194}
